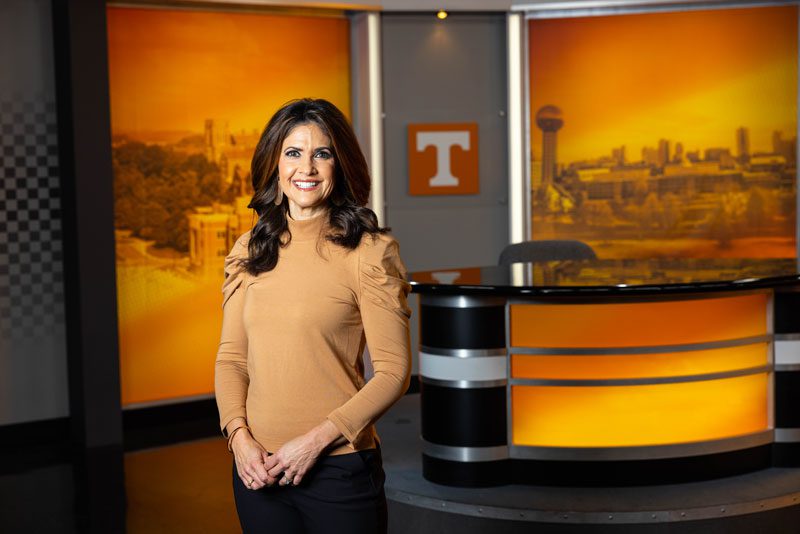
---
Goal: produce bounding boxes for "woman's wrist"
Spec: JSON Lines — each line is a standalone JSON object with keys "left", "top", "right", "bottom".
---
{"left": 308, "top": 419, "right": 345, "bottom": 452}
{"left": 227, "top": 424, "right": 252, "bottom": 452}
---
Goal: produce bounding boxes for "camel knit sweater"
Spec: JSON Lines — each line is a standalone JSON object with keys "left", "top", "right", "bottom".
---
{"left": 214, "top": 214, "right": 412, "bottom": 455}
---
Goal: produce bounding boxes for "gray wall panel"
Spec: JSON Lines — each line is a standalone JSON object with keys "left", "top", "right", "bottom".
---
{"left": 382, "top": 13, "right": 509, "bottom": 271}
{"left": 0, "top": 0, "right": 69, "bottom": 425}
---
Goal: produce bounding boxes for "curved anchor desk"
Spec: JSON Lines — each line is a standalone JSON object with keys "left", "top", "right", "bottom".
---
{"left": 409, "top": 259, "right": 800, "bottom": 487}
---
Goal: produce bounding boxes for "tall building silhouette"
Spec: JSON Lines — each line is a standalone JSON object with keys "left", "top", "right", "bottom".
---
{"left": 536, "top": 105, "right": 563, "bottom": 186}
{"left": 772, "top": 130, "right": 783, "bottom": 154}
{"left": 612, "top": 145, "right": 626, "bottom": 166}
{"left": 657, "top": 139, "right": 670, "bottom": 167}
{"left": 204, "top": 119, "right": 229, "bottom": 163}
{"left": 674, "top": 142, "right": 684, "bottom": 163}
{"left": 736, "top": 127, "right": 750, "bottom": 163}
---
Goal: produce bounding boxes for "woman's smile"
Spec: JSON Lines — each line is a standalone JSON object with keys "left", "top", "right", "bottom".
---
{"left": 292, "top": 180, "right": 322, "bottom": 191}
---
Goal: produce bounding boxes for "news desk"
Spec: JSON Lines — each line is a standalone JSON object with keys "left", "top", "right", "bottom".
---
{"left": 409, "top": 259, "right": 800, "bottom": 487}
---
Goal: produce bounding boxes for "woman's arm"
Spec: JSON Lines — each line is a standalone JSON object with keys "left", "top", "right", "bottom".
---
{"left": 215, "top": 237, "right": 251, "bottom": 434}
{"left": 215, "top": 234, "right": 277, "bottom": 490}
{"left": 326, "top": 234, "right": 412, "bottom": 446}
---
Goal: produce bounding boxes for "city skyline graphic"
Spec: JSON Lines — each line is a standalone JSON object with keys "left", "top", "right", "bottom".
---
{"left": 529, "top": 5, "right": 797, "bottom": 259}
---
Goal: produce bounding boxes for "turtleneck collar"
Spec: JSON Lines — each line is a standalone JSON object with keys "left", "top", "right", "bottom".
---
{"left": 286, "top": 211, "right": 328, "bottom": 242}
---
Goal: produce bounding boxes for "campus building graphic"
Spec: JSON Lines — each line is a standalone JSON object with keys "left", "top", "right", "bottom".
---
{"left": 114, "top": 118, "right": 258, "bottom": 285}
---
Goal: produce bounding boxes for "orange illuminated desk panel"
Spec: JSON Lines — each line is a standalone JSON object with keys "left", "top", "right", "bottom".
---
{"left": 410, "top": 259, "right": 800, "bottom": 487}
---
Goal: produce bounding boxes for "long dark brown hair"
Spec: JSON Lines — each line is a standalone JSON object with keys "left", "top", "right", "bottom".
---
{"left": 242, "top": 98, "right": 387, "bottom": 275}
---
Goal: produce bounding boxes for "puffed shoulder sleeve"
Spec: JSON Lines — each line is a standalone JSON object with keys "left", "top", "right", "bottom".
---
{"left": 327, "top": 234, "right": 412, "bottom": 447}
{"left": 221, "top": 232, "right": 250, "bottom": 308}
{"left": 359, "top": 234, "right": 412, "bottom": 319}
{"left": 215, "top": 232, "right": 251, "bottom": 436}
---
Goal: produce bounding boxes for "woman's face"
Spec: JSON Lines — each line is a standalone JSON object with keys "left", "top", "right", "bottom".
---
{"left": 277, "top": 122, "right": 335, "bottom": 220}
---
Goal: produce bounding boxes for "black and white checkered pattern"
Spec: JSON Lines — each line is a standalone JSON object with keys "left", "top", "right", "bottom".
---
{"left": 0, "top": 93, "right": 65, "bottom": 339}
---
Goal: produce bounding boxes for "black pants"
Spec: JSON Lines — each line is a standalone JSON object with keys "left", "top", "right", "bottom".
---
{"left": 233, "top": 448, "right": 388, "bottom": 534}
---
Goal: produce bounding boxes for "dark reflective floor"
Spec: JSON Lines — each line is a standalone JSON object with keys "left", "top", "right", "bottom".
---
{"left": 0, "top": 438, "right": 239, "bottom": 533}
{"left": 3, "top": 396, "right": 799, "bottom": 533}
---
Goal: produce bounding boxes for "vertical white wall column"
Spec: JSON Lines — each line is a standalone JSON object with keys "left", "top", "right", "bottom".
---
{"left": 507, "top": 12, "right": 527, "bottom": 244}
{"left": 367, "top": 12, "right": 385, "bottom": 225}
{"left": 350, "top": 11, "right": 385, "bottom": 226}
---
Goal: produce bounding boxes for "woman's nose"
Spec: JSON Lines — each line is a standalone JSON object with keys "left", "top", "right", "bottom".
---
{"left": 298, "top": 155, "right": 317, "bottom": 175}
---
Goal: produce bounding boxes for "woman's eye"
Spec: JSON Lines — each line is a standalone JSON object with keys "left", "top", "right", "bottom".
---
{"left": 285, "top": 149, "right": 300, "bottom": 157}
{"left": 315, "top": 151, "right": 332, "bottom": 160}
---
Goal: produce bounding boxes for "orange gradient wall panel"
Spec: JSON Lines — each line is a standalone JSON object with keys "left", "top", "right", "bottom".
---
{"left": 511, "top": 374, "right": 769, "bottom": 447}
{"left": 509, "top": 293, "right": 768, "bottom": 348}
{"left": 511, "top": 343, "right": 769, "bottom": 380}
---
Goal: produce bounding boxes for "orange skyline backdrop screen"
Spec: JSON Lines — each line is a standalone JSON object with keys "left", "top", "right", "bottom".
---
{"left": 107, "top": 7, "right": 351, "bottom": 405}
{"left": 529, "top": 6, "right": 797, "bottom": 163}
{"left": 107, "top": 7, "right": 351, "bottom": 138}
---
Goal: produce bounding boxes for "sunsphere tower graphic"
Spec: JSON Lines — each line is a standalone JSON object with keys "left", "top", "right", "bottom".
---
{"left": 536, "top": 105, "right": 563, "bottom": 187}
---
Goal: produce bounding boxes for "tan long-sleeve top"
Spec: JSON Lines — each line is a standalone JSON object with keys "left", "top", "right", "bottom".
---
{"left": 214, "top": 214, "right": 412, "bottom": 455}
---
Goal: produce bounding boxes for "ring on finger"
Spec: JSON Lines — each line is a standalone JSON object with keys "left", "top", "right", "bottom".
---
{"left": 246, "top": 478, "right": 254, "bottom": 487}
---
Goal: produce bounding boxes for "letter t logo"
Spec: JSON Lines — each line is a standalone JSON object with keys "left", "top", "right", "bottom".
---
{"left": 407, "top": 123, "right": 479, "bottom": 196}
{"left": 416, "top": 131, "right": 470, "bottom": 187}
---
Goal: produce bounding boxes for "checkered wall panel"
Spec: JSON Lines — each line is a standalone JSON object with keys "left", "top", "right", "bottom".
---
{"left": 0, "top": 93, "right": 65, "bottom": 340}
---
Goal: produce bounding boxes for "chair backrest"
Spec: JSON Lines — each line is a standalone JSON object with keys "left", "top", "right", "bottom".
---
{"left": 498, "top": 240, "right": 597, "bottom": 266}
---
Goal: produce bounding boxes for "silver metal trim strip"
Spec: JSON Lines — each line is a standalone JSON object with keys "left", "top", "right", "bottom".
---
{"left": 776, "top": 339, "right": 800, "bottom": 365}
{"left": 421, "top": 376, "right": 507, "bottom": 390}
{"left": 507, "top": 11, "right": 527, "bottom": 245}
{"left": 776, "top": 333, "right": 800, "bottom": 341}
{"left": 767, "top": 291, "right": 775, "bottom": 429}
{"left": 509, "top": 335, "right": 771, "bottom": 355}
{"left": 776, "top": 364, "right": 800, "bottom": 371}
{"left": 505, "top": 301, "right": 514, "bottom": 449}
{"left": 422, "top": 440, "right": 509, "bottom": 462}
{"left": 366, "top": 11, "right": 384, "bottom": 226}
{"left": 515, "top": 0, "right": 774, "bottom": 11}
{"left": 516, "top": 0, "right": 796, "bottom": 18}
{"left": 775, "top": 428, "right": 800, "bottom": 442}
{"left": 419, "top": 294, "right": 506, "bottom": 308}
{"left": 509, "top": 365, "right": 772, "bottom": 387}
{"left": 506, "top": 290, "right": 769, "bottom": 306}
{"left": 419, "top": 346, "right": 507, "bottom": 358}
{"left": 509, "top": 430, "right": 774, "bottom": 461}
{"left": 420, "top": 353, "right": 507, "bottom": 382}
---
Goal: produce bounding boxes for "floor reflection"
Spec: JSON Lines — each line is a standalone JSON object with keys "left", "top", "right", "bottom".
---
{"left": 125, "top": 438, "right": 238, "bottom": 533}
{"left": 0, "top": 438, "right": 238, "bottom": 533}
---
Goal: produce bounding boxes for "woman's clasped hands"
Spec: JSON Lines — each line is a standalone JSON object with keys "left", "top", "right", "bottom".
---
{"left": 231, "top": 420, "right": 343, "bottom": 490}
{"left": 231, "top": 429, "right": 279, "bottom": 490}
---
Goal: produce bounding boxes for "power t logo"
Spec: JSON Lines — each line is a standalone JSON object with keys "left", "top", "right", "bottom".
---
{"left": 408, "top": 123, "right": 479, "bottom": 195}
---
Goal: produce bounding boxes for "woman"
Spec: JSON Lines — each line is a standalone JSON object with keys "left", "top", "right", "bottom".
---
{"left": 215, "top": 98, "right": 411, "bottom": 534}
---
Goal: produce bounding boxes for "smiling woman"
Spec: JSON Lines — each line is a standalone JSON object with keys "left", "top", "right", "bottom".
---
{"left": 215, "top": 98, "right": 412, "bottom": 534}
